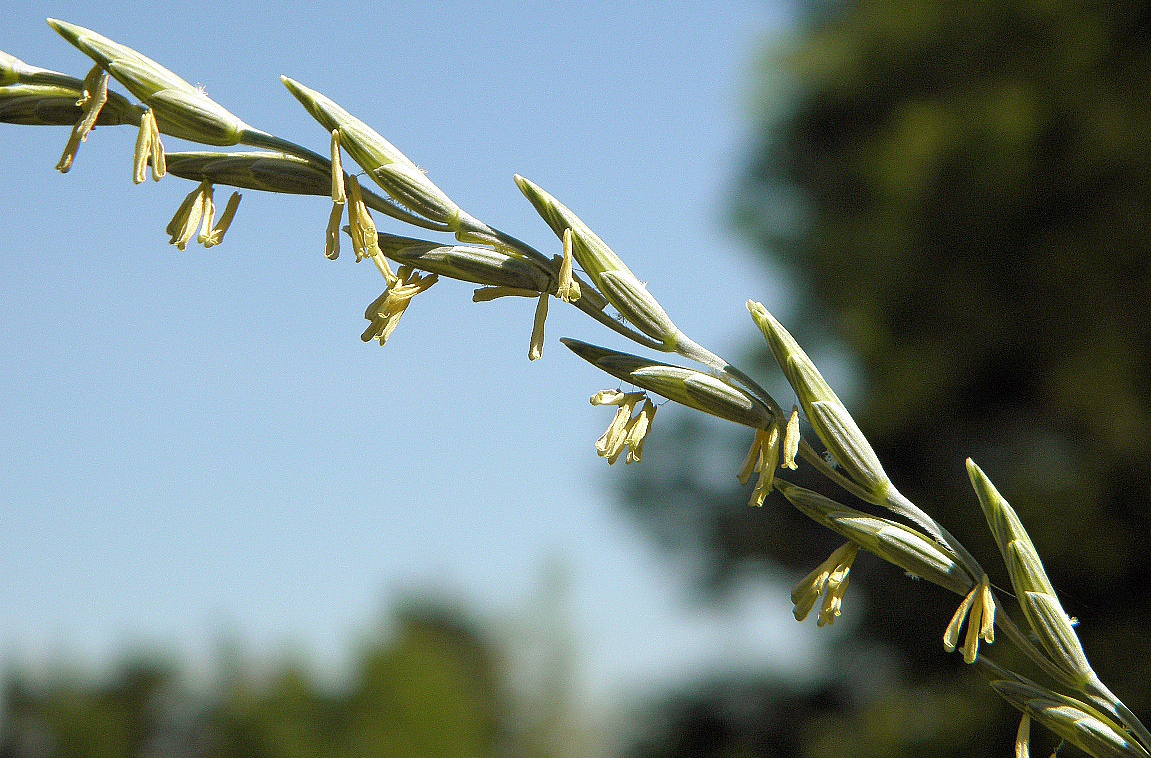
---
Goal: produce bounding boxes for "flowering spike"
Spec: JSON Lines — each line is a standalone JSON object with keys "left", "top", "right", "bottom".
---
{"left": 748, "top": 300, "right": 890, "bottom": 499}
{"left": 967, "top": 459, "right": 1093, "bottom": 685}
{"left": 281, "top": 76, "right": 463, "bottom": 229}
{"left": 988, "top": 674, "right": 1150, "bottom": 758}
{"left": 515, "top": 175, "right": 679, "bottom": 348}
{"left": 775, "top": 481, "right": 977, "bottom": 597}
{"left": 563, "top": 339, "right": 773, "bottom": 430}
{"left": 48, "top": 19, "right": 248, "bottom": 145}
{"left": 377, "top": 235, "right": 553, "bottom": 293}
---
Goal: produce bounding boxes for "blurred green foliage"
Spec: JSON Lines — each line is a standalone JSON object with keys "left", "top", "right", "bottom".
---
{"left": 621, "top": 0, "right": 1151, "bottom": 755}
{"left": 0, "top": 602, "right": 583, "bottom": 758}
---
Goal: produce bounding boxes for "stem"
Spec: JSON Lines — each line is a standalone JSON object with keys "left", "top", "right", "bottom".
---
{"left": 886, "top": 488, "right": 985, "bottom": 582}
{"left": 1084, "top": 677, "right": 1151, "bottom": 752}
{"left": 797, "top": 441, "right": 877, "bottom": 503}
{"left": 572, "top": 297, "right": 666, "bottom": 349}
{"left": 238, "top": 128, "right": 329, "bottom": 166}
{"left": 674, "top": 334, "right": 785, "bottom": 417}
{"left": 992, "top": 602, "right": 1083, "bottom": 690}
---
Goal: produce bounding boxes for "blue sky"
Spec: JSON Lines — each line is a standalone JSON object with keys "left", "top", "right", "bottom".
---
{"left": 0, "top": 0, "right": 832, "bottom": 706}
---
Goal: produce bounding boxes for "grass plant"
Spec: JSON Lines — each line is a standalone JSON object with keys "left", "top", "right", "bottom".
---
{"left": 3, "top": 20, "right": 1148, "bottom": 757}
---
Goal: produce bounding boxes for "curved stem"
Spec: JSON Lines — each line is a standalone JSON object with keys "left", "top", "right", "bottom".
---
{"left": 674, "top": 334, "right": 785, "bottom": 418}
{"left": 992, "top": 598, "right": 1082, "bottom": 690}
{"left": 571, "top": 297, "right": 666, "bottom": 349}
{"left": 1084, "top": 677, "right": 1151, "bottom": 752}
{"left": 238, "top": 128, "right": 328, "bottom": 166}
{"left": 885, "top": 488, "right": 985, "bottom": 580}
{"left": 796, "top": 440, "right": 877, "bottom": 502}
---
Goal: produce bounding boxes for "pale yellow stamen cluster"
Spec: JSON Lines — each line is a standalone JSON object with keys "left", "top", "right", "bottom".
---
{"left": 346, "top": 175, "right": 397, "bottom": 282}
{"left": 361, "top": 265, "right": 438, "bottom": 345}
{"left": 56, "top": 64, "right": 109, "bottom": 173}
{"left": 792, "top": 541, "right": 859, "bottom": 626}
{"left": 739, "top": 426, "right": 779, "bottom": 507}
{"left": 739, "top": 408, "right": 802, "bottom": 506}
{"left": 944, "top": 573, "right": 996, "bottom": 663}
{"left": 591, "top": 390, "right": 656, "bottom": 465}
{"left": 165, "top": 180, "right": 241, "bottom": 250}
{"left": 132, "top": 109, "right": 165, "bottom": 184}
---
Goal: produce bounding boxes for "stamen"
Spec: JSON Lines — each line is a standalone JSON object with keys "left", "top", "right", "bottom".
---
{"left": 149, "top": 113, "right": 165, "bottom": 181}
{"left": 472, "top": 286, "right": 539, "bottom": 302}
{"left": 168, "top": 182, "right": 209, "bottom": 249}
{"left": 325, "top": 202, "right": 342, "bottom": 260}
{"left": 56, "top": 64, "right": 109, "bottom": 173}
{"left": 196, "top": 183, "right": 217, "bottom": 245}
{"left": 623, "top": 399, "right": 657, "bottom": 464}
{"left": 749, "top": 426, "right": 780, "bottom": 507}
{"left": 132, "top": 110, "right": 165, "bottom": 184}
{"left": 944, "top": 575, "right": 995, "bottom": 663}
{"left": 360, "top": 268, "right": 437, "bottom": 345}
{"left": 1014, "top": 714, "right": 1030, "bottom": 758}
{"left": 202, "top": 192, "right": 241, "bottom": 248}
{"left": 782, "top": 406, "right": 800, "bottom": 470}
{"left": 330, "top": 128, "right": 346, "bottom": 204}
{"left": 557, "top": 228, "right": 579, "bottom": 302}
{"left": 133, "top": 110, "right": 153, "bottom": 185}
{"left": 529, "top": 292, "right": 548, "bottom": 361}
{"left": 738, "top": 429, "right": 768, "bottom": 486}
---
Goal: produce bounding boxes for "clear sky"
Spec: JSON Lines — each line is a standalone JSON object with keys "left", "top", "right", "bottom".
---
{"left": 0, "top": 0, "right": 831, "bottom": 707}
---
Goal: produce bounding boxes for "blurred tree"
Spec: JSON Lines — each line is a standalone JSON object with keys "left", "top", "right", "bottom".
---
{"left": 0, "top": 600, "right": 583, "bottom": 758}
{"left": 208, "top": 602, "right": 510, "bottom": 758}
{"left": 620, "top": 0, "right": 1151, "bottom": 755}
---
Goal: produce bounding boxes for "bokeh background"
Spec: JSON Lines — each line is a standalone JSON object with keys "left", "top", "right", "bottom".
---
{"left": 3, "top": 1, "right": 1151, "bottom": 756}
